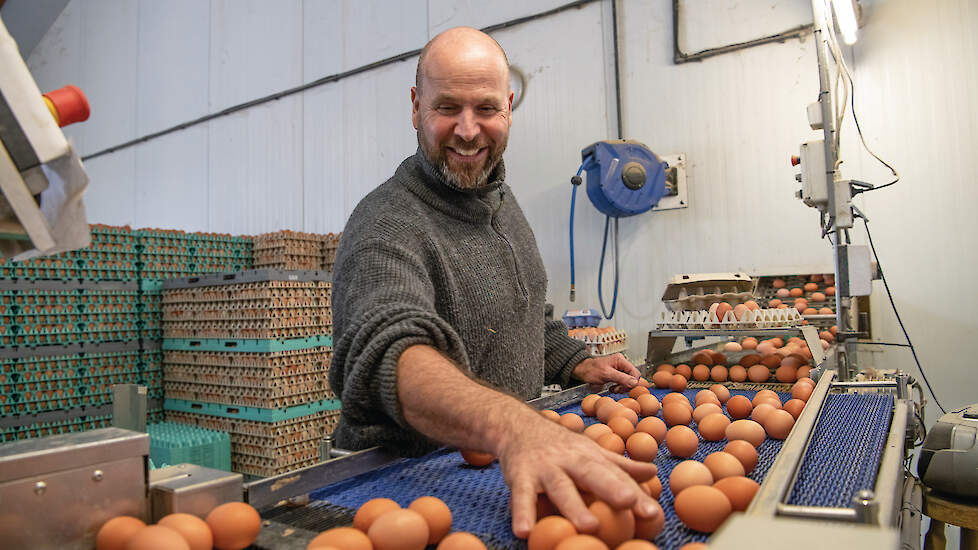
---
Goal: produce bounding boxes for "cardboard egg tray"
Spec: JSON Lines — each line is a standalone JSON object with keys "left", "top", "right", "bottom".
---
{"left": 161, "top": 281, "right": 331, "bottom": 304}
{"left": 163, "top": 382, "right": 329, "bottom": 409}
{"left": 569, "top": 329, "right": 628, "bottom": 357}
{"left": 661, "top": 273, "right": 756, "bottom": 312}
{"left": 163, "top": 348, "right": 332, "bottom": 370}
{"left": 656, "top": 306, "right": 804, "bottom": 329}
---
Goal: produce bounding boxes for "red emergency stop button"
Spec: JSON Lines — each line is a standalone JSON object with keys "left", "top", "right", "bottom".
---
{"left": 791, "top": 155, "right": 801, "bottom": 166}
{"left": 42, "top": 85, "right": 90, "bottom": 127}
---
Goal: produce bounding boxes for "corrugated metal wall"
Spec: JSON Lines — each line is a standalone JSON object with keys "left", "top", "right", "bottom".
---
{"left": 24, "top": 0, "right": 977, "bottom": 413}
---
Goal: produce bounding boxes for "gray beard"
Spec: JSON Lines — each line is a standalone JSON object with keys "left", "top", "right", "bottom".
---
{"left": 418, "top": 130, "right": 504, "bottom": 190}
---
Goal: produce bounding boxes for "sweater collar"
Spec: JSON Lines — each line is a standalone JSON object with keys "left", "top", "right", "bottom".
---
{"left": 400, "top": 148, "right": 507, "bottom": 224}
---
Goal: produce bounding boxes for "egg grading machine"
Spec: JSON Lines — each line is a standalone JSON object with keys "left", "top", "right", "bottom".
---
{"left": 233, "top": 361, "right": 917, "bottom": 550}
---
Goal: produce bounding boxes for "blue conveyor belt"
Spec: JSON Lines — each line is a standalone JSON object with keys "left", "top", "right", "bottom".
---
{"left": 306, "top": 388, "right": 892, "bottom": 550}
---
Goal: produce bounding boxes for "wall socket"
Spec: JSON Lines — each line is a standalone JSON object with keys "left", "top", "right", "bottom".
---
{"left": 652, "top": 153, "right": 688, "bottom": 211}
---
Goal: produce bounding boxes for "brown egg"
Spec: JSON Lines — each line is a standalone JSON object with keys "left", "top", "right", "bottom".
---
{"left": 742, "top": 336, "right": 759, "bottom": 349}
{"left": 581, "top": 394, "right": 601, "bottom": 416}
{"left": 354, "top": 498, "right": 401, "bottom": 532}
{"left": 674, "top": 364, "right": 693, "bottom": 379}
{"left": 206, "top": 502, "right": 261, "bottom": 550}
{"left": 608, "top": 407, "right": 639, "bottom": 426}
{"left": 669, "top": 460, "right": 714, "bottom": 495}
{"left": 692, "top": 403, "right": 722, "bottom": 424}
{"left": 725, "top": 395, "right": 752, "bottom": 419}
{"left": 728, "top": 365, "right": 747, "bottom": 382}
{"left": 713, "top": 476, "right": 760, "bottom": 512}
{"left": 723, "top": 440, "right": 759, "bottom": 473}
{"left": 756, "top": 341, "right": 775, "bottom": 355}
{"left": 739, "top": 354, "right": 761, "bottom": 367}
{"left": 461, "top": 451, "right": 494, "bottom": 467}
{"left": 368, "top": 509, "right": 429, "bottom": 550}
{"left": 802, "top": 307, "right": 817, "bottom": 315}
{"left": 818, "top": 307, "right": 833, "bottom": 315}
{"left": 597, "top": 433, "right": 626, "bottom": 454}
{"left": 820, "top": 330, "right": 835, "bottom": 342}
{"left": 687, "top": 364, "right": 708, "bottom": 381}
{"left": 783, "top": 399, "right": 806, "bottom": 419}
{"left": 826, "top": 285, "right": 836, "bottom": 296}
{"left": 776, "top": 288, "right": 790, "bottom": 298}
{"left": 541, "top": 410, "right": 561, "bottom": 422}
{"left": 710, "top": 352, "right": 727, "bottom": 366}
{"left": 780, "top": 355, "right": 805, "bottom": 369}
{"left": 644, "top": 475, "right": 663, "bottom": 499}
{"left": 774, "top": 365, "right": 795, "bottom": 383}
{"left": 625, "top": 432, "right": 658, "bottom": 462}
{"left": 126, "top": 525, "right": 190, "bottom": 550}
{"left": 789, "top": 288, "right": 803, "bottom": 297}
{"left": 709, "top": 366, "right": 728, "bottom": 382}
{"left": 772, "top": 278, "right": 786, "bottom": 289}
{"left": 584, "top": 423, "right": 613, "bottom": 442}
{"left": 697, "top": 413, "right": 731, "bottom": 441}
{"left": 665, "top": 426, "right": 699, "bottom": 458}
{"left": 663, "top": 403, "right": 692, "bottom": 426}
{"left": 723, "top": 341, "right": 743, "bottom": 352}
{"left": 632, "top": 499, "right": 665, "bottom": 540}
{"left": 797, "top": 366, "right": 812, "bottom": 379}
{"left": 629, "top": 386, "right": 650, "bottom": 399}
{"left": 656, "top": 363, "right": 675, "bottom": 373}
{"left": 608, "top": 416, "right": 636, "bottom": 439}
{"left": 764, "top": 409, "right": 796, "bottom": 440}
{"left": 554, "top": 535, "right": 609, "bottom": 550}
{"left": 618, "top": 398, "right": 641, "bottom": 415}
{"left": 690, "top": 350, "right": 714, "bottom": 366}
{"left": 747, "top": 365, "right": 770, "bottom": 383}
{"left": 596, "top": 403, "right": 623, "bottom": 423}
{"left": 694, "top": 390, "right": 720, "bottom": 407}
{"left": 750, "top": 403, "right": 776, "bottom": 424}
{"left": 587, "top": 501, "right": 634, "bottom": 547}
{"left": 811, "top": 292, "right": 826, "bottom": 302}
{"left": 791, "top": 383, "right": 814, "bottom": 402}
{"left": 409, "top": 496, "right": 452, "bottom": 544}
{"left": 703, "top": 451, "right": 746, "bottom": 480}
{"left": 674, "top": 485, "right": 732, "bottom": 533}
{"left": 307, "top": 527, "right": 372, "bottom": 550}
{"left": 636, "top": 417, "right": 667, "bottom": 443}
{"left": 639, "top": 377, "right": 651, "bottom": 388}
{"left": 760, "top": 354, "right": 781, "bottom": 368}
{"left": 726, "top": 420, "right": 766, "bottom": 448}
{"left": 714, "top": 302, "right": 733, "bottom": 322}
{"left": 669, "top": 374, "right": 688, "bottom": 392}
{"left": 710, "top": 384, "right": 731, "bottom": 403}
{"left": 662, "top": 393, "right": 693, "bottom": 410}
{"left": 595, "top": 396, "right": 616, "bottom": 414}
{"left": 96, "top": 516, "right": 147, "bottom": 550}
{"left": 437, "top": 532, "right": 487, "bottom": 550}
{"left": 651, "top": 371, "right": 672, "bottom": 389}
{"left": 157, "top": 513, "right": 213, "bottom": 550}
{"left": 636, "top": 394, "right": 660, "bottom": 417}
{"left": 752, "top": 389, "right": 779, "bottom": 403}
{"left": 559, "top": 413, "right": 586, "bottom": 433}
{"left": 528, "top": 516, "right": 577, "bottom": 550}
{"left": 804, "top": 282, "right": 818, "bottom": 292}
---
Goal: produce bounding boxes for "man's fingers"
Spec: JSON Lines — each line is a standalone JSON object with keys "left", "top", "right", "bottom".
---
{"left": 603, "top": 365, "right": 638, "bottom": 389}
{"left": 510, "top": 475, "right": 538, "bottom": 539}
{"left": 541, "top": 468, "right": 598, "bottom": 533}
{"left": 611, "top": 353, "right": 642, "bottom": 379}
{"left": 605, "top": 451, "right": 658, "bottom": 482}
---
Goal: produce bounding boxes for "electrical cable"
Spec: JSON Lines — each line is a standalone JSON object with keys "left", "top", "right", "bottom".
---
{"left": 863, "top": 216, "right": 946, "bottom": 414}
{"left": 597, "top": 215, "right": 620, "bottom": 319}
{"left": 852, "top": 341, "right": 912, "bottom": 348}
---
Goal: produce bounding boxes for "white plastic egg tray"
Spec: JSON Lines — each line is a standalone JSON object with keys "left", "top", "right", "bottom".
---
{"left": 569, "top": 329, "right": 628, "bottom": 356}
{"left": 655, "top": 307, "right": 804, "bottom": 329}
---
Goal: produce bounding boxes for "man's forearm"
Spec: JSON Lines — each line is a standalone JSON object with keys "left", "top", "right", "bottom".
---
{"left": 397, "top": 344, "right": 537, "bottom": 455}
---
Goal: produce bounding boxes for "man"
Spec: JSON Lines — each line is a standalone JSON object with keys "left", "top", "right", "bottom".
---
{"left": 329, "top": 26, "right": 658, "bottom": 538}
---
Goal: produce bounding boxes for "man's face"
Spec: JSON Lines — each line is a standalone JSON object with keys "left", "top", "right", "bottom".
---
{"left": 412, "top": 48, "right": 514, "bottom": 189}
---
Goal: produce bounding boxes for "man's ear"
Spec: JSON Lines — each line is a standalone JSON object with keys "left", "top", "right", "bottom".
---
{"left": 411, "top": 86, "right": 420, "bottom": 130}
{"left": 507, "top": 90, "right": 514, "bottom": 127}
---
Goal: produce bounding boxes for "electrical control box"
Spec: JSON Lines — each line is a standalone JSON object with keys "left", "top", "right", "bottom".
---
{"left": 796, "top": 140, "right": 827, "bottom": 207}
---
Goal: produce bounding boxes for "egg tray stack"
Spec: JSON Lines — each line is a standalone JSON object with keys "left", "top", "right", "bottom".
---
{"left": 148, "top": 420, "right": 232, "bottom": 472}
{"left": 321, "top": 233, "right": 341, "bottom": 273}
{"left": 568, "top": 328, "right": 628, "bottom": 357}
{"left": 0, "top": 224, "right": 140, "bottom": 281}
{"left": 754, "top": 274, "right": 836, "bottom": 330}
{"left": 161, "top": 269, "right": 338, "bottom": 478}
{"left": 136, "top": 229, "right": 253, "bottom": 281}
{"left": 254, "top": 231, "right": 324, "bottom": 271}
{"left": 655, "top": 307, "right": 804, "bottom": 330}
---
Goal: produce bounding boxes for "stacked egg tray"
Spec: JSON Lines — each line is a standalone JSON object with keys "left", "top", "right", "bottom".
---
{"left": 254, "top": 231, "right": 324, "bottom": 271}
{"left": 0, "top": 346, "right": 162, "bottom": 415}
{"left": 1, "top": 408, "right": 165, "bottom": 443}
{"left": 161, "top": 269, "right": 337, "bottom": 477}
{"left": 136, "top": 228, "right": 253, "bottom": 280}
{"left": 279, "top": 388, "right": 895, "bottom": 550}
{"left": 0, "top": 288, "right": 157, "bottom": 347}
{"left": 166, "top": 408, "right": 338, "bottom": 477}
{"left": 0, "top": 225, "right": 140, "bottom": 281}
{"left": 569, "top": 329, "right": 628, "bottom": 357}
{"left": 754, "top": 274, "right": 836, "bottom": 330}
{"left": 656, "top": 307, "right": 804, "bottom": 330}
{"left": 148, "top": 420, "right": 232, "bottom": 472}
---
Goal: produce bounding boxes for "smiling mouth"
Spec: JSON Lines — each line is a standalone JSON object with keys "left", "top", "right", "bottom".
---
{"left": 447, "top": 147, "right": 487, "bottom": 160}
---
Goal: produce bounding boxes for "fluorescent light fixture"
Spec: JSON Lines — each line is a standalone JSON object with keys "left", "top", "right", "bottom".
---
{"left": 832, "top": 0, "right": 859, "bottom": 45}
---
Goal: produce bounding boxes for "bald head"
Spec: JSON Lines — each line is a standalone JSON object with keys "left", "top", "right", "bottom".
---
{"left": 415, "top": 27, "right": 510, "bottom": 98}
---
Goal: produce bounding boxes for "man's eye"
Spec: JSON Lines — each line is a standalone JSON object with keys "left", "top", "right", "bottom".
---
{"left": 479, "top": 106, "right": 498, "bottom": 113}
{"left": 437, "top": 105, "right": 458, "bottom": 113}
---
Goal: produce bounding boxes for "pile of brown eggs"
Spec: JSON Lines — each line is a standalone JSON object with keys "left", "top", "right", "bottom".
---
{"left": 678, "top": 341, "right": 821, "bottom": 385}
{"left": 532, "top": 374, "right": 815, "bottom": 548}
{"left": 95, "top": 502, "right": 261, "bottom": 550}
{"left": 769, "top": 274, "right": 836, "bottom": 317}
{"left": 306, "top": 495, "right": 485, "bottom": 550}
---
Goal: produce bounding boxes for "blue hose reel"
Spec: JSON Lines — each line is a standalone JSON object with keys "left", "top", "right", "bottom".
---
{"left": 569, "top": 140, "right": 668, "bottom": 319}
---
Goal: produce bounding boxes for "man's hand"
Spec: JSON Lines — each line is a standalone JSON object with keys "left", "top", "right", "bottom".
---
{"left": 572, "top": 353, "right": 642, "bottom": 391}
{"left": 499, "top": 415, "right": 659, "bottom": 538}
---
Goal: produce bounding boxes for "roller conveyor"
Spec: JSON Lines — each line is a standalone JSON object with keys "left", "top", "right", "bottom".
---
{"left": 244, "top": 370, "right": 909, "bottom": 550}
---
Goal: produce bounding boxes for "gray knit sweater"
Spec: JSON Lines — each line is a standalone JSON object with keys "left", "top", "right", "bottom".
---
{"left": 329, "top": 149, "right": 590, "bottom": 457}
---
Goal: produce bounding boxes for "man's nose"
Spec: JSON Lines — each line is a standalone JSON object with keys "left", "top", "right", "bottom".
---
{"left": 454, "top": 109, "right": 479, "bottom": 142}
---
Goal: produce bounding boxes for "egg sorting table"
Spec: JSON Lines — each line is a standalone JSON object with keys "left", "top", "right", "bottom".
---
{"left": 243, "top": 369, "right": 908, "bottom": 550}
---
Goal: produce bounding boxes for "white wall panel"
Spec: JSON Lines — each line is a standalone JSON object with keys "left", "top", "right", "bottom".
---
{"left": 136, "top": 0, "right": 210, "bottom": 134}
{"left": 134, "top": 127, "right": 209, "bottom": 231}
{"left": 208, "top": 96, "right": 304, "bottom": 234}
{"left": 75, "top": 0, "right": 138, "bottom": 156}
{"left": 82, "top": 149, "right": 136, "bottom": 227}
{"left": 678, "top": 0, "right": 811, "bottom": 53}
{"left": 302, "top": 61, "right": 418, "bottom": 234}
{"left": 427, "top": 0, "right": 570, "bottom": 35}
{"left": 302, "top": 0, "right": 345, "bottom": 79}
{"left": 209, "top": 0, "right": 303, "bottom": 111}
